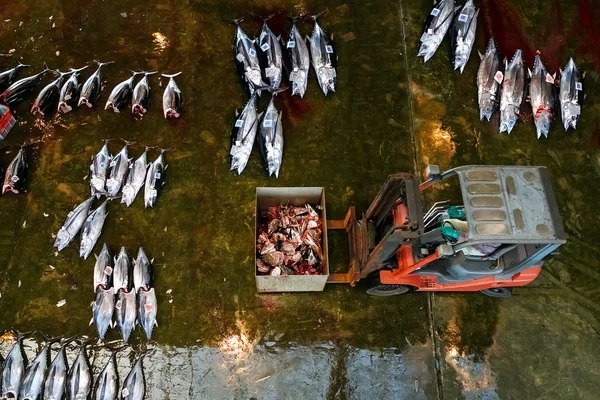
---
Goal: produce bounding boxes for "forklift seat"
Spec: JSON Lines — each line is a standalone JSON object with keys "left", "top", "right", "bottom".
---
{"left": 446, "top": 251, "right": 504, "bottom": 280}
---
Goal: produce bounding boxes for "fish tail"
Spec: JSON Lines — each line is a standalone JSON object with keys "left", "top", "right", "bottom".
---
{"left": 271, "top": 86, "right": 288, "bottom": 95}
{"left": 307, "top": 9, "right": 328, "bottom": 21}
{"left": 121, "top": 138, "right": 137, "bottom": 146}
{"left": 144, "top": 71, "right": 158, "bottom": 76}
{"left": 42, "top": 61, "right": 49, "bottom": 72}
{"left": 15, "top": 330, "right": 35, "bottom": 341}
{"left": 95, "top": 60, "right": 115, "bottom": 67}
{"left": 161, "top": 72, "right": 182, "bottom": 78}
{"left": 230, "top": 17, "right": 244, "bottom": 26}
{"left": 17, "top": 61, "right": 31, "bottom": 68}
{"left": 40, "top": 332, "right": 64, "bottom": 344}
{"left": 69, "top": 65, "right": 89, "bottom": 73}
{"left": 288, "top": 14, "right": 304, "bottom": 23}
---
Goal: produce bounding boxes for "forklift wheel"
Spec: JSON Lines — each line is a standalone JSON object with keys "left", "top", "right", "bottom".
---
{"left": 366, "top": 284, "right": 410, "bottom": 297}
{"left": 480, "top": 287, "right": 513, "bottom": 298}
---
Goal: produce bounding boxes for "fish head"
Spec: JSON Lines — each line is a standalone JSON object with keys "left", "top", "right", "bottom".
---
{"left": 80, "top": 238, "right": 93, "bottom": 259}
{"left": 417, "top": 38, "right": 439, "bottom": 63}
{"left": 534, "top": 111, "right": 552, "bottom": 138}
{"left": 479, "top": 95, "right": 496, "bottom": 121}
{"left": 164, "top": 107, "right": 180, "bottom": 119}
{"left": 78, "top": 97, "right": 91, "bottom": 108}
{"left": 54, "top": 229, "right": 71, "bottom": 251}
{"left": 499, "top": 110, "right": 519, "bottom": 134}
{"left": 562, "top": 103, "right": 580, "bottom": 131}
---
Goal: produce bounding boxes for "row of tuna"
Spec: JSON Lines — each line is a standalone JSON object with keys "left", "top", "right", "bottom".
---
{"left": 0, "top": 61, "right": 182, "bottom": 119}
{"left": 91, "top": 246, "right": 158, "bottom": 342}
{"left": 232, "top": 11, "right": 337, "bottom": 97}
{"left": 0, "top": 332, "right": 147, "bottom": 400}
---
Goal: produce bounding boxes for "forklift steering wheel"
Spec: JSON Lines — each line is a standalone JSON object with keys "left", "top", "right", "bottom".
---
{"left": 366, "top": 284, "right": 410, "bottom": 296}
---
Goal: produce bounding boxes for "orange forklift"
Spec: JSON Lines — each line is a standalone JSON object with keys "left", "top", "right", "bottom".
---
{"left": 327, "top": 165, "right": 566, "bottom": 297}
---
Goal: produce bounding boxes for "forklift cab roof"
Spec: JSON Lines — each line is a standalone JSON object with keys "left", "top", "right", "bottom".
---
{"left": 447, "top": 165, "right": 566, "bottom": 245}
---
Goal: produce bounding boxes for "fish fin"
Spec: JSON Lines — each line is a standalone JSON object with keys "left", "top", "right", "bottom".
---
{"left": 330, "top": 33, "right": 334, "bottom": 41}
{"left": 257, "top": 112, "right": 264, "bottom": 119}
{"left": 528, "top": 68, "right": 532, "bottom": 78}
{"left": 583, "top": 71, "right": 587, "bottom": 79}
{"left": 154, "top": 320, "right": 159, "bottom": 327}
{"left": 552, "top": 72, "right": 556, "bottom": 79}
{"left": 455, "top": 5, "right": 461, "bottom": 12}
{"left": 89, "top": 317, "right": 94, "bottom": 326}
{"left": 235, "top": 109, "right": 239, "bottom": 117}
{"left": 94, "top": 253, "right": 98, "bottom": 260}
{"left": 478, "top": 50, "right": 483, "bottom": 60}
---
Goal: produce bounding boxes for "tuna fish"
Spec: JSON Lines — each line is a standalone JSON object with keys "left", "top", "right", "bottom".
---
{"left": 161, "top": 72, "right": 182, "bottom": 119}
{"left": 93, "top": 347, "right": 125, "bottom": 400}
{"left": 58, "top": 65, "right": 88, "bottom": 113}
{"left": 113, "top": 247, "right": 131, "bottom": 294}
{"left": 451, "top": 0, "right": 478, "bottom": 73}
{"left": 66, "top": 338, "right": 93, "bottom": 400}
{"left": 256, "top": 15, "right": 283, "bottom": 90}
{"left": 282, "top": 16, "right": 310, "bottom": 98}
{"left": 91, "top": 287, "right": 115, "bottom": 340}
{"left": 132, "top": 71, "right": 157, "bottom": 116}
{"left": 105, "top": 72, "right": 141, "bottom": 112}
{"left": 80, "top": 199, "right": 109, "bottom": 260}
{"left": 90, "top": 139, "right": 112, "bottom": 198}
{"left": 43, "top": 337, "right": 75, "bottom": 400}
{"left": 308, "top": 11, "right": 337, "bottom": 95}
{"left": 120, "top": 352, "right": 146, "bottom": 400}
{"left": 2, "top": 146, "right": 27, "bottom": 194}
{"left": 559, "top": 57, "right": 582, "bottom": 131}
{"left": 230, "top": 92, "right": 261, "bottom": 175}
{"left": 133, "top": 247, "right": 151, "bottom": 293}
{"left": 54, "top": 196, "right": 95, "bottom": 252}
{"left": 529, "top": 52, "right": 556, "bottom": 138}
{"left": 232, "top": 18, "right": 267, "bottom": 96}
{"left": 0, "top": 331, "right": 29, "bottom": 399}
{"left": 94, "top": 243, "right": 113, "bottom": 291}
{"left": 500, "top": 50, "right": 527, "bottom": 134}
{"left": 477, "top": 39, "right": 502, "bottom": 121}
{"left": 0, "top": 62, "right": 30, "bottom": 93}
{"left": 138, "top": 288, "right": 158, "bottom": 339}
{"left": 115, "top": 289, "right": 136, "bottom": 343}
{"left": 30, "top": 70, "right": 71, "bottom": 116}
{"left": 106, "top": 141, "right": 133, "bottom": 196}
{"left": 144, "top": 149, "right": 167, "bottom": 208}
{"left": 258, "top": 91, "right": 284, "bottom": 178}
{"left": 121, "top": 147, "right": 149, "bottom": 207}
{"left": 0, "top": 62, "right": 50, "bottom": 105}
{"left": 19, "top": 334, "right": 62, "bottom": 400}
{"left": 418, "top": 0, "right": 455, "bottom": 62}
{"left": 78, "top": 60, "right": 114, "bottom": 108}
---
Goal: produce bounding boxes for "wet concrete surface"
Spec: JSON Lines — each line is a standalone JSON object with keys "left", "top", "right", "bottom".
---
{"left": 0, "top": 0, "right": 599, "bottom": 398}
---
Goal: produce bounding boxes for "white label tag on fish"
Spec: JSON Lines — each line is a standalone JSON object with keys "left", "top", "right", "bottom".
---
{"left": 287, "top": 40, "right": 296, "bottom": 48}
{"left": 431, "top": 8, "right": 440, "bottom": 16}
{"left": 427, "top": 28, "right": 434, "bottom": 35}
{"left": 266, "top": 66, "right": 278, "bottom": 78}
{"left": 326, "top": 45, "right": 334, "bottom": 54}
{"left": 289, "top": 70, "right": 299, "bottom": 81}
{"left": 576, "top": 82, "right": 582, "bottom": 91}
{"left": 249, "top": 48, "right": 256, "bottom": 57}
{"left": 122, "top": 388, "right": 129, "bottom": 397}
{"left": 236, "top": 53, "right": 245, "bottom": 62}
{"left": 235, "top": 140, "right": 241, "bottom": 147}
{"left": 100, "top": 162, "right": 106, "bottom": 169}
{"left": 261, "top": 43, "right": 270, "bottom": 52}
{"left": 494, "top": 71, "right": 504, "bottom": 84}
{"left": 458, "top": 14, "right": 468, "bottom": 22}
{"left": 263, "top": 119, "right": 273, "bottom": 128}
{"left": 115, "top": 300, "right": 122, "bottom": 310}
{"left": 104, "top": 266, "right": 113, "bottom": 275}
{"left": 545, "top": 73, "right": 554, "bottom": 83}
{"left": 11, "top": 175, "right": 18, "bottom": 183}
{"left": 235, "top": 119, "right": 243, "bottom": 128}
{"left": 145, "top": 303, "right": 153, "bottom": 312}
{"left": 154, "top": 172, "right": 161, "bottom": 179}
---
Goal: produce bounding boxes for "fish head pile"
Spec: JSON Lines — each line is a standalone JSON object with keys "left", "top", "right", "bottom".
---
{"left": 499, "top": 50, "right": 526, "bottom": 134}
{"left": 559, "top": 58, "right": 582, "bottom": 131}
{"left": 230, "top": 95, "right": 259, "bottom": 175}
{"left": 452, "top": 1, "right": 478, "bottom": 73}
{"left": 529, "top": 53, "right": 556, "bottom": 138}
{"left": 477, "top": 39, "right": 501, "bottom": 121}
{"left": 418, "top": 0, "right": 455, "bottom": 62}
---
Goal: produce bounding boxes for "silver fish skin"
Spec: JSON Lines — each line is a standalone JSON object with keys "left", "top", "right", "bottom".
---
{"left": 78, "top": 60, "right": 114, "bottom": 108}
{"left": 67, "top": 340, "right": 92, "bottom": 400}
{"left": 92, "top": 286, "right": 115, "bottom": 340}
{"left": 529, "top": 53, "right": 556, "bottom": 138}
{"left": 133, "top": 247, "right": 151, "bottom": 293}
{"left": 31, "top": 71, "right": 71, "bottom": 116}
{"left": 105, "top": 73, "right": 139, "bottom": 112}
{"left": 418, "top": 0, "right": 455, "bottom": 62}
{"left": 115, "top": 289, "right": 137, "bottom": 343}
{"left": 93, "top": 349, "right": 122, "bottom": 400}
{"left": 3, "top": 146, "right": 27, "bottom": 195}
{"left": 121, "top": 148, "right": 148, "bottom": 207}
{"left": 106, "top": 143, "right": 131, "bottom": 196}
{"left": 0, "top": 62, "right": 50, "bottom": 105}
{"left": 80, "top": 199, "right": 109, "bottom": 259}
{"left": 451, "top": 0, "right": 478, "bottom": 73}
{"left": 283, "top": 18, "right": 310, "bottom": 98}
{"left": 132, "top": 72, "right": 157, "bottom": 116}
{"left": 0, "top": 62, "right": 30, "bottom": 93}
{"left": 43, "top": 339, "right": 73, "bottom": 400}
{"left": 500, "top": 50, "right": 526, "bottom": 134}
{"left": 258, "top": 95, "right": 283, "bottom": 178}
{"left": 230, "top": 93, "right": 259, "bottom": 175}
{"left": 54, "top": 196, "right": 95, "bottom": 252}
{"left": 144, "top": 150, "right": 166, "bottom": 208}
{"left": 120, "top": 354, "right": 145, "bottom": 400}
{"left": 94, "top": 243, "right": 113, "bottom": 291}
{"left": 113, "top": 247, "right": 131, "bottom": 294}
{"left": 477, "top": 39, "right": 501, "bottom": 121}
{"left": 232, "top": 18, "right": 267, "bottom": 96}
{"left": 308, "top": 13, "right": 337, "bottom": 96}
{"left": 138, "top": 288, "right": 158, "bottom": 339}
{"left": 90, "top": 140, "right": 111, "bottom": 198}
{"left": 58, "top": 65, "right": 88, "bottom": 113}
{"left": 257, "top": 16, "right": 283, "bottom": 90}
{"left": 161, "top": 72, "right": 182, "bottom": 119}
{"left": 0, "top": 332, "right": 28, "bottom": 399}
{"left": 19, "top": 336, "right": 61, "bottom": 400}
{"left": 559, "top": 57, "right": 582, "bottom": 131}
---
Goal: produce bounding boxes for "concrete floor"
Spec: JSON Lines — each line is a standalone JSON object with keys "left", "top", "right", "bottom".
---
{"left": 0, "top": 0, "right": 599, "bottom": 398}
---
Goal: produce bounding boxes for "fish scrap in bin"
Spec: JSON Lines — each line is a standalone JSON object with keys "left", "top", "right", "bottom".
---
{"left": 256, "top": 204, "right": 324, "bottom": 276}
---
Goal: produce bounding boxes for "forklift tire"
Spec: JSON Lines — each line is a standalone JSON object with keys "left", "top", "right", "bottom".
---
{"left": 366, "top": 284, "right": 411, "bottom": 296}
{"left": 480, "top": 287, "right": 512, "bottom": 298}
